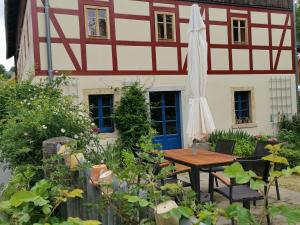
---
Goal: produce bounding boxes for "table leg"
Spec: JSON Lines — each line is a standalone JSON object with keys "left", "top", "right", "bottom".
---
{"left": 191, "top": 167, "right": 201, "bottom": 202}
{"left": 209, "top": 168, "right": 214, "bottom": 202}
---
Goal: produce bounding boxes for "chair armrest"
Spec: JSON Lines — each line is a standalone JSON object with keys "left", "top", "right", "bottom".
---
{"left": 211, "top": 172, "right": 231, "bottom": 186}
{"left": 159, "top": 161, "right": 171, "bottom": 168}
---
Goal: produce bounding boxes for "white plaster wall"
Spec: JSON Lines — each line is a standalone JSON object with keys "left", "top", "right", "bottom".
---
{"left": 251, "top": 28, "right": 269, "bottom": 46}
{"left": 210, "top": 25, "right": 228, "bottom": 44}
{"left": 115, "top": 19, "right": 151, "bottom": 42}
{"left": 209, "top": 8, "right": 227, "bottom": 22}
{"left": 211, "top": 49, "right": 229, "bottom": 70}
{"left": 33, "top": 74, "right": 298, "bottom": 147}
{"left": 17, "top": 0, "right": 36, "bottom": 80}
{"left": 114, "top": 0, "right": 149, "bottom": 16}
{"left": 232, "top": 49, "right": 250, "bottom": 70}
{"left": 252, "top": 50, "right": 270, "bottom": 70}
{"left": 86, "top": 45, "right": 113, "bottom": 71}
{"left": 251, "top": 11, "right": 268, "bottom": 24}
{"left": 117, "top": 46, "right": 152, "bottom": 70}
{"left": 37, "top": 0, "right": 78, "bottom": 10}
{"left": 156, "top": 47, "right": 178, "bottom": 70}
{"left": 179, "top": 5, "right": 192, "bottom": 19}
{"left": 39, "top": 43, "right": 75, "bottom": 71}
{"left": 38, "top": 13, "right": 59, "bottom": 38}
{"left": 55, "top": 14, "right": 80, "bottom": 39}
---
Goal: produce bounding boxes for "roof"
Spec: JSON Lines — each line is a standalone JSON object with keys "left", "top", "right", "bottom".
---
{"left": 5, "top": 0, "right": 25, "bottom": 59}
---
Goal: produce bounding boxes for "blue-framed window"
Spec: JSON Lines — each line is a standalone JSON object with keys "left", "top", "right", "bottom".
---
{"left": 89, "top": 95, "right": 114, "bottom": 133}
{"left": 234, "top": 91, "right": 251, "bottom": 124}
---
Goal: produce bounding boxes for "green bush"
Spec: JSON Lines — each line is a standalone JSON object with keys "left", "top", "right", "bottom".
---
{"left": 208, "top": 130, "right": 256, "bottom": 157}
{"left": 0, "top": 78, "right": 94, "bottom": 169}
{"left": 114, "top": 82, "right": 151, "bottom": 150}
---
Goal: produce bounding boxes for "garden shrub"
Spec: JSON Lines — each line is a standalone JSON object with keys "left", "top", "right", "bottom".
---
{"left": 114, "top": 82, "right": 151, "bottom": 150}
{"left": 0, "top": 78, "right": 94, "bottom": 169}
{"left": 208, "top": 130, "right": 256, "bottom": 157}
{"left": 278, "top": 115, "right": 300, "bottom": 166}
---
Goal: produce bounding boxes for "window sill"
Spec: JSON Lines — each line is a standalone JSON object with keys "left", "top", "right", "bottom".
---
{"left": 232, "top": 123, "right": 257, "bottom": 129}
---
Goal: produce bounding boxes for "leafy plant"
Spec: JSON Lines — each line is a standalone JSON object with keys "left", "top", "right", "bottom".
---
{"left": 0, "top": 77, "right": 95, "bottom": 169}
{"left": 209, "top": 130, "right": 256, "bottom": 157}
{"left": 0, "top": 179, "right": 101, "bottom": 225}
{"left": 114, "top": 82, "right": 151, "bottom": 150}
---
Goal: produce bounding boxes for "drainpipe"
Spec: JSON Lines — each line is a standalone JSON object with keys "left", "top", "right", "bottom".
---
{"left": 293, "top": 1, "right": 299, "bottom": 112}
{"left": 44, "top": 0, "right": 53, "bottom": 83}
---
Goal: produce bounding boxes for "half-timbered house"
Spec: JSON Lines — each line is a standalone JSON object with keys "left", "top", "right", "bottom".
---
{"left": 5, "top": 0, "right": 298, "bottom": 149}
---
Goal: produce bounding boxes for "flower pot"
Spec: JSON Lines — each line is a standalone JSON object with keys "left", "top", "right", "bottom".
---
{"left": 90, "top": 164, "right": 108, "bottom": 185}
{"left": 98, "top": 170, "right": 114, "bottom": 196}
{"left": 155, "top": 201, "right": 179, "bottom": 225}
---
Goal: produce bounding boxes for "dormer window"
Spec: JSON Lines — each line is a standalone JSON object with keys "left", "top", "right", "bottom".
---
{"left": 232, "top": 18, "right": 247, "bottom": 45}
{"left": 155, "top": 12, "right": 175, "bottom": 42}
{"left": 85, "top": 6, "right": 109, "bottom": 39}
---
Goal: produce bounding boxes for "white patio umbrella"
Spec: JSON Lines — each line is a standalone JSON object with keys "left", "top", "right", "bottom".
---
{"left": 186, "top": 4, "right": 216, "bottom": 144}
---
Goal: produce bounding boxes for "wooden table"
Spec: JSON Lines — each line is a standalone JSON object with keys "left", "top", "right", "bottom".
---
{"left": 164, "top": 148, "right": 236, "bottom": 202}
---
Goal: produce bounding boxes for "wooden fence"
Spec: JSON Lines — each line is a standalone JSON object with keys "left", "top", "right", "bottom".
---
{"left": 42, "top": 137, "right": 196, "bottom": 225}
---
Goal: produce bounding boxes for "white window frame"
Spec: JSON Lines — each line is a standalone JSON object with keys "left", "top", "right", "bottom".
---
{"left": 155, "top": 11, "right": 176, "bottom": 42}
{"left": 231, "top": 18, "right": 248, "bottom": 45}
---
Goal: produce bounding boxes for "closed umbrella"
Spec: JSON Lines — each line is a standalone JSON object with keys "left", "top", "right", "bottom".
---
{"left": 186, "top": 4, "right": 216, "bottom": 144}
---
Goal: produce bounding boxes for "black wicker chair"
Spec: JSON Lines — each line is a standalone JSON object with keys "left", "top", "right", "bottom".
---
{"left": 201, "top": 139, "right": 236, "bottom": 186}
{"left": 252, "top": 141, "right": 281, "bottom": 200}
{"left": 211, "top": 158, "right": 271, "bottom": 225}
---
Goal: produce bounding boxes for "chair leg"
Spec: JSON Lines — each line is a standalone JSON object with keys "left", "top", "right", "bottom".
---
{"left": 266, "top": 214, "right": 271, "bottom": 225}
{"left": 275, "top": 177, "right": 280, "bottom": 200}
{"left": 253, "top": 200, "right": 256, "bottom": 206}
{"left": 215, "top": 176, "right": 219, "bottom": 187}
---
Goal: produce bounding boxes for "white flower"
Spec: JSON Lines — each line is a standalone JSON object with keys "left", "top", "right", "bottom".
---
{"left": 61, "top": 128, "right": 66, "bottom": 133}
{"left": 74, "top": 134, "right": 79, "bottom": 139}
{"left": 42, "top": 125, "right": 47, "bottom": 129}
{"left": 80, "top": 132, "right": 84, "bottom": 136}
{"left": 91, "top": 123, "right": 95, "bottom": 126}
{"left": 24, "top": 133, "right": 28, "bottom": 136}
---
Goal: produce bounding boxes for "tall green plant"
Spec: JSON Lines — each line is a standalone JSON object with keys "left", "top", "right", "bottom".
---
{"left": 0, "top": 77, "right": 95, "bottom": 169}
{"left": 114, "top": 82, "right": 151, "bottom": 150}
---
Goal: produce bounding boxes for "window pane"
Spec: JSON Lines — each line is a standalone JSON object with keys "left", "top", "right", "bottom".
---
{"left": 164, "top": 93, "right": 176, "bottom": 106}
{"left": 87, "top": 9, "right": 97, "bottom": 36}
{"left": 99, "top": 19, "right": 107, "bottom": 36}
{"left": 233, "top": 20, "right": 238, "bottom": 27}
{"left": 152, "top": 122, "right": 163, "bottom": 135}
{"left": 157, "top": 14, "right": 164, "bottom": 22}
{"left": 102, "top": 95, "right": 112, "bottom": 106}
{"left": 89, "top": 95, "right": 98, "bottom": 108}
{"left": 166, "top": 15, "right": 173, "bottom": 23}
{"left": 150, "top": 93, "right": 162, "bottom": 107}
{"left": 166, "top": 121, "right": 177, "bottom": 134}
{"left": 151, "top": 108, "right": 162, "bottom": 121}
{"left": 165, "top": 108, "right": 176, "bottom": 121}
{"left": 102, "top": 107, "right": 111, "bottom": 118}
{"left": 90, "top": 107, "right": 99, "bottom": 118}
{"left": 158, "top": 23, "right": 164, "bottom": 39}
{"left": 233, "top": 27, "right": 239, "bottom": 42}
{"left": 240, "top": 20, "right": 246, "bottom": 27}
{"left": 166, "top": 23, "right": 173, "bottom": 40}
{"left": 98, "top": 9, "right": 106, "bottom": 19}
{"left": 240, "top": 28, "right": 246, "bottom": 43}
{"left": 103, "top": 118, "right": 113, "bottom": 128}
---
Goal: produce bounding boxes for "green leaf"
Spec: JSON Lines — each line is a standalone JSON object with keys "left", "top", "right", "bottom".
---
{"left": 177, "top": 206, "right": 194, "bottom": 219}
{"left": 17, "top": 212, "right": 31, "bottom": 223}
{"left": 293, "top": 166, "right": 300, "bottom": 174}
{"left": 65, "top": 189, "right": 84, "bottom": 198}
{"left": 10, "top": 191, "right": 38, "bottom": 207}
{"left": 225, "top": 204, "right": 258, "bottom": 225}
{"left": 167, "top": 208, "right": 181, "bottom": 220}
{"left": 262, "top": 155, "right": 289, "bottom": 165}
{"left": 250, "top": 179, "right": 265, "bottom": 190}
{"left": 224, "top": 162, "right": 244, "bottom": 178}
{"left": 42, "top": 204, "right": 52, "bottom": 215}
{"left": 34, "top": 196, "right": 49, "bottom": 206}
{"left": 235, "top": 173, "right": 251, "bottom": 184}
{"left": 269, "top": 205, "right": 300, "bottom": 225}
{"left": 124, "top": 195, "right": 140, "bottom": 203}
{"left": 139, "top": 199, "right": 150, "bottom": 207}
